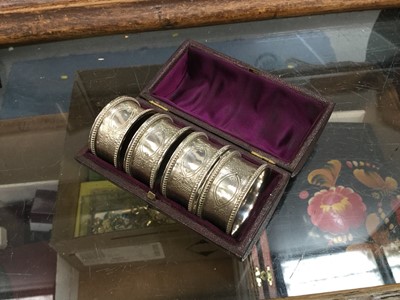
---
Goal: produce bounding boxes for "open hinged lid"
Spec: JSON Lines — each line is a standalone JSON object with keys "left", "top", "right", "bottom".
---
{"left": 141, "top": 40, "right": 334, "bottom": 176}
{"left": 75, "top": 40, "right": 335, "bottom": 259}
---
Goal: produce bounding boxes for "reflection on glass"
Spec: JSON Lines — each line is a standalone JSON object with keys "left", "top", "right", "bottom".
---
{"left": 383, "top": 243, "right": 400, "bottom": 282}
{"left": 281, "top": 249, "right": 383, "bottom": 296}
{"left": 9, "top": 296, "right": 53, "bottom": 300}
{"left": 74, "top": 180, "right": 174, "bottom": 237}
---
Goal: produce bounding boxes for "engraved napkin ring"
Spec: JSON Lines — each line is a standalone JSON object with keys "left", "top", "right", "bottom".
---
{"left": 89, "top": 96, "right": 153, "bottom": 167}
{"left": 123, "top": 113, "right": 191, "bottom": 188}
{"left": 89, "top": 97, "right": 269, "bottom": 237}
{"left": 196, "top": 150, "right": 269, "bottom": 236}
{"left": 160, "top": 131, "right": 231, "bottom": 211}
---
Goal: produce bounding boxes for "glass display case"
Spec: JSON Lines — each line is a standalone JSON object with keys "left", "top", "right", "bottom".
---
{"left": 0, "top": 8, "right": 399, "bottom": 299}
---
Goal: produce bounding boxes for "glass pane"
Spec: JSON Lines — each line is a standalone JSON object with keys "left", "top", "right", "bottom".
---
{"left": 1, "top": 8, "right": 399, "bottom": 300}
{"left": 281, "top": 250, "right": 383, "bottom": 296}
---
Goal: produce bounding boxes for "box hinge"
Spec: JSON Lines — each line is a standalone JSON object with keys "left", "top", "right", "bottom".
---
{"left": 251, "top": 151, "right": 275, "bottom": 165}
{"left": 146, "top": 191, "right": 157, "bottom": 201}
{"left": 149, "top": 100, "right": 168, "bottom": 111}
{"left": 255, "top": 266, "right": 273, "bottom": 287}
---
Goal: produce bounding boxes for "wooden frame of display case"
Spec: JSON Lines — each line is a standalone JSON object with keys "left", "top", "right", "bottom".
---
{"left": 281, "top": 284, "right": 400, "bottom": 300}
{"left": 3, "top": 2, "right": 399, "bottom": 298}
{"left": 0, "top": 0, "right": 399, "bottom": 46}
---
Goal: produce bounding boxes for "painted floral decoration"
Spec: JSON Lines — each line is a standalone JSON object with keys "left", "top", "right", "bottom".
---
{"left": 350, "top": 161, "right": 399, "bottom": 244}
{"left": 300, "top": 159, "right": 400, "bottom": 246}
{"left": 307, "top": 186, "right": 366, "bottom": 234}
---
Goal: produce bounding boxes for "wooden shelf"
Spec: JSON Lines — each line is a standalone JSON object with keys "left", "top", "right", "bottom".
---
{"left": 0, "top": 0, "right": 399, "bottom": 45}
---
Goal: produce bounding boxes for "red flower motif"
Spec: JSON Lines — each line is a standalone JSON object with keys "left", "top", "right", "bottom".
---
{"left": 307, "top": 186, "right": 366, "bottom": 234}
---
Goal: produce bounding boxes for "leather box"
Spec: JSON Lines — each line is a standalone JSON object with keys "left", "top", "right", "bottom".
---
{"left": 76, "top": 40, "right": 334, "bottom": 260}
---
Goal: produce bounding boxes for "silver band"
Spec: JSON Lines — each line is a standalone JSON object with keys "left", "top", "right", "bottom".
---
{"left": 227, "top": 164, "right": 269, "bottom": 235}
{"left": 189, "top": 145, "right": 231, "bottom": 213}
{"left": 149, "top": 127, "right": 192, "bottom": 189}
{"left": 161, "top": 131, "right": 228, "bottom": 209}
{"left": 123, "top": 113, "right": 191, "bottom": 187}
{"left": 88, "top": 96, "right": 154, "bottom": 167}
{"left": 196, "top": 150, "right": 241, "bottom": 218}
{"left": 89, "top": 96, "right": 140, "bottom": 156}
{"left": 198, "top": 150, "right": 269, "bottom": 235}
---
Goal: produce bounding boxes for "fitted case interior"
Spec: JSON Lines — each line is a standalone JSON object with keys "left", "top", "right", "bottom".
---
{"left": 145, "top": 41, "right": 334, "bottom": 174}
{"left": 77, "top": 40, "right": 334, "bottom": 259}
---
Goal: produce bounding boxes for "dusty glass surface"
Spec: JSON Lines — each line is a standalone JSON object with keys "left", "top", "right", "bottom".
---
{"left": 0, "top": 9, "right": 399, "bottom": 299}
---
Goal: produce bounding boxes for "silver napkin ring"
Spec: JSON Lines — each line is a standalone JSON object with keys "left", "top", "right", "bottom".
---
{"left": 197, "top": 150, "right": 269, "bottom": 235}
{"left": 89, "top": 96, "right": 153, "bottom": 167}
{"left": 89, "top": 97, "right": 269, "bottom": 237}
{"left": 160, "top": 131, "right": 230, "bottom": 211}
{"left": 123, "top": 113, "right": 191, "bottom": 188}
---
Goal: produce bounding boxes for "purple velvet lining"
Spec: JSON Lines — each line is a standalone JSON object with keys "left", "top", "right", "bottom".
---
{"left": 151, "top": 46, "right": 327, "bottom": 163}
